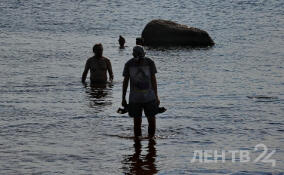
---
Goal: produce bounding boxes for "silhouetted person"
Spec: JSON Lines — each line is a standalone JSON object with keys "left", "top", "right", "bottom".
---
{"left": 119, "top": 35, "right": 126, "bottom": 49}
{"left": 82, "top": 43, "right": 114, "bottom": 87}
{"left": 136, "top": 37, "right": 144, "bottom": 46}
{"left": 122, "top": 45, "right": 160, "bottom": 139}
{"left": 122, "top": 139, "right": 158, "bottom": 175}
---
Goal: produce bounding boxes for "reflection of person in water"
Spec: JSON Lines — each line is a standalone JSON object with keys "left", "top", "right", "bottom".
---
{"left": 122, "top": 139, "right": 158, "bottom": 175}
{"left": 84, "top": 83, "right": 113, "bottom": 108}
{"left": 82, "top": 43, "right": 114, "bottom": 87}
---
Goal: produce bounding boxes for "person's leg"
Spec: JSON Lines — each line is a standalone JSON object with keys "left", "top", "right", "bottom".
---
{"left": 129, "top": 103, "right": 143, "bottom": 138}
{"left": 133, "top": 116, "right": 142, "bottom": 138}
{"left": 146, "top": 116, "right": 156, "bottom": 138}
{"left": 144, "top": 101, "right": 159, "bottom": 138}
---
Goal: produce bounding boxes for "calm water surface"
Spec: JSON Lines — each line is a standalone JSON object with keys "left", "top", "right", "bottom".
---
{"left": 0, "top": 0, "right": 283, "bottom": 174}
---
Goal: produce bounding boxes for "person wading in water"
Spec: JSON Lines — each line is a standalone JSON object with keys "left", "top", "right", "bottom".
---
{"left": 121, "top": 45, "right": 160, "bottom": 139}
{"left": 82, "top": 43, "right": 114, "bottom": 87}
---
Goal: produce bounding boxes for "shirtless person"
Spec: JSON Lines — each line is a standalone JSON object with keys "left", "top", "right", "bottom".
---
{"left": 82, "top": 43, "right": 114, "bottom": 86}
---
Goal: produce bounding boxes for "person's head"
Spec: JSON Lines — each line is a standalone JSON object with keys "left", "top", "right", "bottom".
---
{"left": 93, "top": 43, "right": 103, "bottom": 57}
{"left": 132, "top": 45, "right": 145, "bottom": 61}
{"left": 136, "top": 37, "right": 144, "bottom": 46}
{"left": 118, "top": 35, "right": 125, "bottom": 47}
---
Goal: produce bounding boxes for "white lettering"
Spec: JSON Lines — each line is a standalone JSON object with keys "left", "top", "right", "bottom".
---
{"left": 240, "top": 150, "right": 250, "bottom": 163}
{"left": 228, "top": 150, "right": 239, "bottom": 163}
{"left": 204, "top": 150, "right": 214, "bottom": 163}
{"left": 254, "top": 143, "right": 268, "bottom": 163}
{"left": 214, "top": 150, "right": 226, "bottom": 163}
{"left": 254, "top": 143, "right": 276, "bottom": 167}
{"left": 191, "top": 150, "right": 203, "bottom": 163}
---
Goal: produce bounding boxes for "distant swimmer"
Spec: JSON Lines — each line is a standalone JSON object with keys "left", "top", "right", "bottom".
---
{"left": 121, "top": 45, "right": 160, "bottom": 139}
{"left": 82, "top": 43, "right": 114, "bottom": 86}
{"left": 118, "top": 35, "right": 126, "bottom": 49}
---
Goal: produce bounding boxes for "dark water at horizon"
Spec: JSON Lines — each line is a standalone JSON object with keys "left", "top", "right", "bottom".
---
{"left": 0, "top": 0, "right": 284, "bottom": 174}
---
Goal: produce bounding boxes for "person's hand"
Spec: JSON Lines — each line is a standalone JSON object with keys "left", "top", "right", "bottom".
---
{"left": 109, "top": 76, "right": 113, "bottom": 83}
{"left": 122, "top": 99, "right": 127, "bottom": 107}
{"left": 81, "top": 81, "right": 87, "bottom": 87}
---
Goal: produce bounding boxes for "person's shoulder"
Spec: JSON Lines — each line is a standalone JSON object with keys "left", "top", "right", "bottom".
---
{"left": 86, "top": 56, "right": 94, "bottom": 63}
{"left": 102, "top": 56, "right": 110, "bottom": 62}
{"left": 125, "top": 58, "right": 135, "bottom": 65}
{"left": 145, "top": 57, "right": 155, "bottom": 64}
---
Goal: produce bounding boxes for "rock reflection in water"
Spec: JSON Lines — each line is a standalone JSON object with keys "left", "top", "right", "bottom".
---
{"left": 122, "top": 139, "right": 158, "bottom": 175}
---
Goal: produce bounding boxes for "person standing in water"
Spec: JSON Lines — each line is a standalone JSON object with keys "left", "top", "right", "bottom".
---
{"left": 118, "top": 35, "right": 126, "bottom": 49}
{"left": 82, "top": 43, "right": 114, "bottom": 86}
{"left": 122, "top": 45, "right": 160, "bottom": 139}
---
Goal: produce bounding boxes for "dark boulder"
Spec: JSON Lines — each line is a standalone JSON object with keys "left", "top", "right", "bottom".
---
{"left": 141, "top": 19, "right": 214, "bottom": 47}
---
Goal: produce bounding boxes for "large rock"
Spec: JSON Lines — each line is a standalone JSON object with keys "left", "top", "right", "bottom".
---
{"left": 141, "top": 19, "right": 214, "bottom": 47}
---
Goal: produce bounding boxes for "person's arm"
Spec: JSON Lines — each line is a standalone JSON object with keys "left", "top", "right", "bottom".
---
{"left": 106, "top": 59, "right": 114, "bottom": 82}
{"left": 82, "top": 60, "right": 90, "bottom": 83}
{"left": 151, "top": 74, "right": 160, "bottom": 105}
{"left": 122, "top": 76, "right": 129, "bottom": 107}
{"left": 150, "top": 59, "right": 159, "bottom": 105}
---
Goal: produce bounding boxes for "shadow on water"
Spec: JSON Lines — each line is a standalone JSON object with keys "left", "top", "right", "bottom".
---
{"left": 83, "top": 82, "right": 113, "bottom": 109}
{"left": 121, "top": 139, "right": 158, "bottom": 175}
{"left": 247, "top": 95, "right": 280, "bottom": 102}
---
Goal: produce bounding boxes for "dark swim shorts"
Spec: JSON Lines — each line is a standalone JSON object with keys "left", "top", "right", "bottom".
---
{"left": 128, "top": 100, "right": 159, "bottom": 118}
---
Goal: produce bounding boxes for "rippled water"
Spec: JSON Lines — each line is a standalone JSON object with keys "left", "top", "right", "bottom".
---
{"left": 0, "top": 0, "right": 283, "bottom": 174}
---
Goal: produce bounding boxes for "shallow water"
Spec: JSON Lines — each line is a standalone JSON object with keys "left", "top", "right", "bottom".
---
{"left": 0, "top": 0, "right": 284, "bottom": 174}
